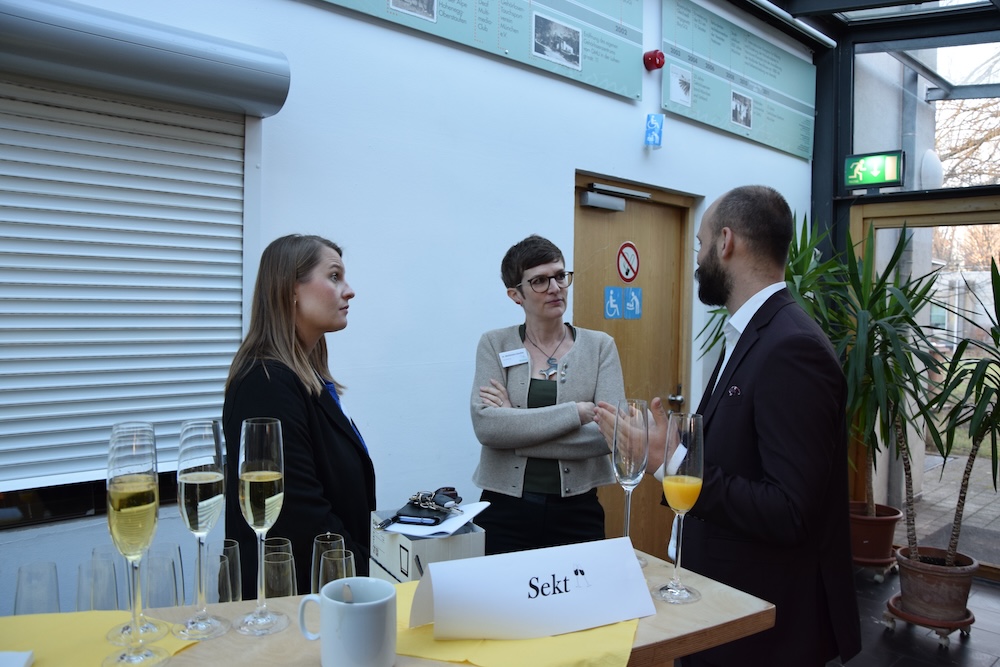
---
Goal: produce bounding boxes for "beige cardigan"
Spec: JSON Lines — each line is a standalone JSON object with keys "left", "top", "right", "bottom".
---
{"left": 470, "top": 325, "right": 625, "bottom": 498}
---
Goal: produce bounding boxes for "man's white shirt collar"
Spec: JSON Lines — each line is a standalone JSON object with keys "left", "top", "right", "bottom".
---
{"left": 727, "top": 281, "right": 786, "bottom": 339}
{"left": 656, "top": 281, "right": 786, "bottom": 482}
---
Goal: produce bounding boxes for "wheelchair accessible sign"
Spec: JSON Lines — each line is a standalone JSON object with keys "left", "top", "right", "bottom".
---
{"left": 606, "top": 242, "right": 642, "bottom": 320}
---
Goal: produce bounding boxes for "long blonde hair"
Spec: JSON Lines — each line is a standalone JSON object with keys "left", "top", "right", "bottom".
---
{"left": 226, "top": 234, "right": 344, "bottom": 396}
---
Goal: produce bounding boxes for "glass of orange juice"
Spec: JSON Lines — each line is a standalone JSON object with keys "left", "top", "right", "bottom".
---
{"left": 659, "top": 412, "right": 703, "bottom": 604}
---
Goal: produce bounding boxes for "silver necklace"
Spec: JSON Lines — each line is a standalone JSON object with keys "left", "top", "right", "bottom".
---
{"left": 524, "top": 325, "right": 568, "bottom": 379}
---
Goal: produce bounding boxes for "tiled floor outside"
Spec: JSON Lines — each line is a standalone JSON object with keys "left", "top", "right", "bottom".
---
{"left": 893, "top": 454, "right": 1000, "bottom": 566}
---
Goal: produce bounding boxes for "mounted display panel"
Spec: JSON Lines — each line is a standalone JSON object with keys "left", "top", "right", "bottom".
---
{"left": 659, "top": 0, "right": 816, "bottom": 159}
{"left": 319, "top": 0, "right": 642, "bottom": 99}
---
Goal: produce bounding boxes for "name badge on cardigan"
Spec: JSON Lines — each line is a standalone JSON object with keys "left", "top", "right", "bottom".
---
{"left": 409, "top": 537, "right": 655, "bottom": 639}
{"left": 499, "top": 348, "right": 529, "bottom": 367}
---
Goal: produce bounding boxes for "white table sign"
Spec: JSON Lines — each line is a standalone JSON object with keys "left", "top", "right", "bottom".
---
{"left": 409, "top": 537, "right": 655, "bottom": 639}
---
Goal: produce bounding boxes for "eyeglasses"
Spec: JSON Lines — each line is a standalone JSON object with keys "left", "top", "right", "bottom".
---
{"left": 517, "top": 271, "right": 574, "bottom": 293}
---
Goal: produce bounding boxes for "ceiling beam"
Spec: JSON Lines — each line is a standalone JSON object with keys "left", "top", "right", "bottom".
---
{"left": 781, "top": 0, "right": 927, "bottom": 18}
{"left": 927, "top": 83, "right": 1000, "bottom": 101}
{"left": 744, "top": 0, "right": 838, "bottom": 46}
{"left": 889, "top": 50, "right": 953, "bottom": 93}
{"left": 840, "top": 7, "right": 1000, "bottom": 42}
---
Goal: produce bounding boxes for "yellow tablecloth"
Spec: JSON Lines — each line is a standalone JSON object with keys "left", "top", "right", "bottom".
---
{"left": 395, "top": 581, "right": 637, "bottom": 667}
{"left": 0, "top": 584, "right": 636, "bottom": 667}
{"left": 0, "top": 611, "right": 194, "bottom": 666}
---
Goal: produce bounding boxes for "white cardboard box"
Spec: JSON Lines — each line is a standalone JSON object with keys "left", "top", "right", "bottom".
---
{"left": 369, "top": 509, "right": 485, "bottom": 583}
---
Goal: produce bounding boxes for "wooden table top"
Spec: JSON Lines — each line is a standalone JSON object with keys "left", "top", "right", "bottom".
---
{"left": 157, "top": 550, "right": 773, "bottom": 666}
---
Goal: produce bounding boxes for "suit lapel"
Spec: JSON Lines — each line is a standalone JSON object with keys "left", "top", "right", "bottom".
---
{"left": 703, "top": 327, "right": 759, "bottom": 421}
{"left": 699, "top": 290, "right": 793, "bottom": 426}
{"left": 697, "top": 352, "right": 725, "bottom": 414}
{"left": 318, "top": 389, "right": 367, "bottom": 454}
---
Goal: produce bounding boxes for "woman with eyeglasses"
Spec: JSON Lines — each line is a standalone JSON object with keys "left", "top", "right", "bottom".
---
{"left": 470, "top": 234, "right": 625, "bottom": 554}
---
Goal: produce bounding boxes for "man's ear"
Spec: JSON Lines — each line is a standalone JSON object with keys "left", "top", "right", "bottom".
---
{"left": 718, "top": 227, "right": 735, "bottom": 260}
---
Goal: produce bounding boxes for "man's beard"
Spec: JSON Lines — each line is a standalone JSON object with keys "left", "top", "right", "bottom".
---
{"left": 696, "top": 253, "right": 731, "bottom": 307}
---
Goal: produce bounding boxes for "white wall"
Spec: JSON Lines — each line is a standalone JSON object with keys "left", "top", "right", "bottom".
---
{"left": 0, "top": 0, "right": 815, "bottom": 614}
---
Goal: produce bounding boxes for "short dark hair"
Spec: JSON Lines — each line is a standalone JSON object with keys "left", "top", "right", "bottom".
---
{"left": 713, "top": 185, "right": 793, "bottom": 267}
{"left": 500, "top": 235, "right": 565, "bottom": 288}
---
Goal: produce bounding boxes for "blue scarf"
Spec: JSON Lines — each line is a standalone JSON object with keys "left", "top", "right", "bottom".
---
{"left": 324, "top": 380, "right": 368, "bottom": 452}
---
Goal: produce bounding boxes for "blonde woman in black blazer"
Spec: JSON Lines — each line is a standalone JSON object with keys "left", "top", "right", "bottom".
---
{"left": 223, "top": 235, "right": 375, "bottom": 598}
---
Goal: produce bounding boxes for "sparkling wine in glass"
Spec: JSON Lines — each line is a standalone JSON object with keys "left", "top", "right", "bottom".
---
{"left": 235, "top": 417, "right": 287, "bottom": 635}
{"left": 659, "top": 412, "right": 704, "bottom": 604}
{"left": 104, "top": 421, "right": 169, "bottom": 666}
{"left": 612, "top": 398, "right": 649, "bottom": 567}
{"left": 172, "top": 419, "right": 230, "bottom": 640}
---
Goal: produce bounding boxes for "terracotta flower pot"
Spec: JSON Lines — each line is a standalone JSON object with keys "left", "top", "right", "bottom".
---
{"left": 895, "top": 546, "right": 979, "bottom": 623}
{"left": 849, "top": 501, "right": 902, "bottom": 566}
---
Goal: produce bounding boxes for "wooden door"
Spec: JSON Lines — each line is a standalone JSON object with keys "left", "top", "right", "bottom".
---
{"left": 572, "top": 174, "right": 694, "bottom": 560}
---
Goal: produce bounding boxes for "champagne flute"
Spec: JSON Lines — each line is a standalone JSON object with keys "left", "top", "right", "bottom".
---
{"left": 202, "top": 542, "right": 234, "bottom": 604}
{"left": 172, "top": 419, "right": 230, "bottom": 640}
{"left": 235, "top": 417, "right": 287, "bottom": 635}
{"left": 78, "top": 557, "right": 120, "bottom": 611}
{"left": 613, "top": 398, "right": 649, "bottom": 567}
{"left": 311, "top": 532, "right": 345, "bottom": 593}
{"left": 93, "top": 544, "right": 129, "bottom": 611}
{"left": 14, "top": 562, "right": 60, "bottom": 615}
{"left": 210, "top": 553, "right": 234, "bottom": 604}
{"left": 263, "top": 536, "right": 293, "bottom": 557}
{"left": 263, "top": 536, "right": 296, "bottom": 590}
{"left": 143, "top": 550, "right": 181, "bottom": 609}
{"left": 659, "top": 412, "right": 704, "bottom": 604}
{"left": 104, "top": 421, "right": 169, "bottom": 666}
{"left": 317, "top": 549, "right": 356, "bottom": 589}
{"left": 221, "top": 539, "right": 242, "bottom": 602}
{"left": 262, "top": 552, "right": 297, "bottom": 598}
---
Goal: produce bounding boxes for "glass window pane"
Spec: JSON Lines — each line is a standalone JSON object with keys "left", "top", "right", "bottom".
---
{"left": 875, "top": 224, "right": 1000, "bottom": 569}
{"left": 852, "top": 39, "right": 1000, "bottom": 193}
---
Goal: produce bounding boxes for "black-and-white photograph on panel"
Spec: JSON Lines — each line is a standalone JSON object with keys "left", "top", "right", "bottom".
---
{"left": 532, "top": 14, "right": 582, "bottom": 71}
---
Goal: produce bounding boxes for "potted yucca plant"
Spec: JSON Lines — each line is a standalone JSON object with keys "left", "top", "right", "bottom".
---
{"left": 888, "top": 257, "right": 999, "bottom": 632}
{"left": 829, "top": 226, "right": 944, "bottom": 570}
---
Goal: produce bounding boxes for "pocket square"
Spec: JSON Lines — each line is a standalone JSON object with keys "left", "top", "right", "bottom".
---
{"left": 727, "top": 385, "right": 741, "bottom": 396}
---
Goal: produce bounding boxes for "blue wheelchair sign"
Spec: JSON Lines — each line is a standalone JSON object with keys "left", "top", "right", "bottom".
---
{"left": 604, "top": 287, "right": 622, "bottom": 319}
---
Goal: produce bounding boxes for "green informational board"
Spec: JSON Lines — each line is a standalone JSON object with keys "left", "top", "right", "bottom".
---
{"left": 321, "top": 0, "right": 643, "bottom": 98}
{"left": 660, "top": 0, "right": 816, "bottom": 159}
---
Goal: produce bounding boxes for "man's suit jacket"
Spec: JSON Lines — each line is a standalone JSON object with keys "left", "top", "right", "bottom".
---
{"left": 223, "top": 360, "right": 376, "bottom": 597}
{"left": 683, "top": 290, "right": 862, "bottom": 666}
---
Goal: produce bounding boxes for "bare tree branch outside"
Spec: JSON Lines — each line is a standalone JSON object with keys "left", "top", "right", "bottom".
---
{"left": 935, "top": 49, "right": 1000, "bottom": 189}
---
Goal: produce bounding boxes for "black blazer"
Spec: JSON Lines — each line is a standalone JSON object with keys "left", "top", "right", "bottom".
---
{"left": 683, "top": 290, "right": 862, "bottom": 666}
{"left": 223, "top": 360, "right": 376, "bottom": 597}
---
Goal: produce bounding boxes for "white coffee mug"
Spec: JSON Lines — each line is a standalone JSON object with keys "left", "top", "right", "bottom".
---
{"left": 299, "top": 575, "right": 397, "bottom": 667}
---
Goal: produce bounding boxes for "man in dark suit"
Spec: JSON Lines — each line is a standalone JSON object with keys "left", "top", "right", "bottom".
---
{"left": 600, "top": 185, "right": 861, "bottom": 665}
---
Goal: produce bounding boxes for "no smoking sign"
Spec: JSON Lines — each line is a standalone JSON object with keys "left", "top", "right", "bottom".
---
{"left": 617, "top": 242, "right": 639, "bottom": 283}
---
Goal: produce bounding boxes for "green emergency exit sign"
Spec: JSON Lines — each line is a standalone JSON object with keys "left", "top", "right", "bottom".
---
{"left": 845, "top": 151, "right": 904, "bottom": 188}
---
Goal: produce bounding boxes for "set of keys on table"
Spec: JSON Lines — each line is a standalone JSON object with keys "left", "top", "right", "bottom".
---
{"left": 375, "top": 487, "right": 464, "bottom": 529}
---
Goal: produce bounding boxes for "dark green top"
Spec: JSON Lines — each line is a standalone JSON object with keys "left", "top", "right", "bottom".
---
{"left": 520, "top": 321, "right": 577, "bottom": 495}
